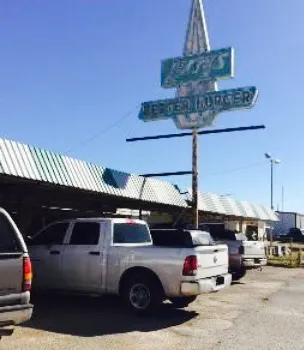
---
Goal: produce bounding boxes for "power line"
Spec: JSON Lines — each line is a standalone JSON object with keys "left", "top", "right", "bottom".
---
{"left": 64, "top": 106, "right": 266, "bottom": 180}
{"left": 209, "top": 161, "right": 266, "bottom": 176}
{"left": 65, "top": 104, "right": 140, "bottom": 154}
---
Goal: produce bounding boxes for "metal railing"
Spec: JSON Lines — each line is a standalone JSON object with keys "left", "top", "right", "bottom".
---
{"left": 266, "top": 239, "right": 304, "bottom": 268}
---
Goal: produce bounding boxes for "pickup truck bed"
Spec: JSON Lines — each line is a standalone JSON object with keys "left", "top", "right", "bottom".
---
{"left": 150, "top": 229, "right": 232, "bottom": 295}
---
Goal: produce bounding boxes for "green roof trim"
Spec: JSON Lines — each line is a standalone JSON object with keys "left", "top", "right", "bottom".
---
{"left": 0, "top": 138, "right": 187, "bottom": 208}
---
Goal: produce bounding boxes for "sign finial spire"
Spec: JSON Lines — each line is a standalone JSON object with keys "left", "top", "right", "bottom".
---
{"left": 183, "top": 0, "right": 210, "bottom": 55}
{"left": 176, "top": 0, "right": 217, "bottom": 128}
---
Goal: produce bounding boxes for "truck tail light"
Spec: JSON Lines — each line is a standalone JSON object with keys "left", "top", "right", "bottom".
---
{"left": 183, "top": 255, "right": 198, "bottom": 276}
{"left": 23, "top": 257, "right": 32, "bottom": 292}
{"left": 126, "top": 219, "right": 135, "bottom": 225}
{"left": 239, "top": 245, "right": 245, "bottom": 255}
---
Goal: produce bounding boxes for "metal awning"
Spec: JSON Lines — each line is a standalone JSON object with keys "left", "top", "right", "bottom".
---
{"left": 0, "top": 138, "right": 187, "bottom": 209}
{"left": 187, "top": 190, "right": 278, "bottom": 222}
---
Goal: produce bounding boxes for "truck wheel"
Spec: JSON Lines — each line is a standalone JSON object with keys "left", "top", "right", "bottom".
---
{"left": 169, "top": 296, "right": 197, "bottom": 308}
{"left": 231, "top": 267, "right": 247, "bottom": 281}
{"left": 122, "top": 275, "right": 163, "bottom": 315}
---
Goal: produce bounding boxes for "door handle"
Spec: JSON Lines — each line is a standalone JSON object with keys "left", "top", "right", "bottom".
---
{"left": 50, "top": 250, "right": 60, "bottom": 255}
{"left": 89, "top": 251, "right": 100, "bottom": 256}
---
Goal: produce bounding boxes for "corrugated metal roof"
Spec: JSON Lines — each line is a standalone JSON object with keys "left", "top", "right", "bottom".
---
{"left": 187, "top": 190, "right": 278, "bottom": 222}
{"left": 0, "top": 138, "right": 187, "bottom": 208}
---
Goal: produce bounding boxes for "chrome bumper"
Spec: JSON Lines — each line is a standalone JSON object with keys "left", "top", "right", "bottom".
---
{"left": 0, "top": 304, "right": 33, "bottom": 326}
{"left": 181, "top": 273, "right": 232, "bottom": 296}
{"left": 243, "top": 258, "right": 267, "bottom": 268}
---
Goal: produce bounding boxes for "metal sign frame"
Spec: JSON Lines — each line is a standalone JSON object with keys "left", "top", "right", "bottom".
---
{"left": 161, "top": 47, "right": 234, "bottom": 89}
{"left": 139, "top": 86, "right": 259, "bottom": 127}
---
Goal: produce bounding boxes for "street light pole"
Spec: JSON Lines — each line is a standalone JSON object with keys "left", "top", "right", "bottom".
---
{"left": 270, "top": 159, "right": 274, "bottom": 210}
{"left": 265, "top": 153, "right": 281, "bottom": 211}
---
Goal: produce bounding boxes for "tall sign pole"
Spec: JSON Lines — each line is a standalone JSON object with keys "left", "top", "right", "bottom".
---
{"left": 192, "top": 129, "right": 199, "bottom": 228}
{"left": 180, "top": 0, "right": 217, "bottom": 229}
{"left": 135, "top": 0, "right": 259, "bottom": 229}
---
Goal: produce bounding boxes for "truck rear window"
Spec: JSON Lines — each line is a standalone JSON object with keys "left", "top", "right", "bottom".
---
{"left": 151, "top": 229, "right": 213, "bottom": 248}
{"left": 113, "top": 223, "right": 151, "bottom": 244}
{"left": 151, "top": 230, "right": 192, "bottom": 247}
{"left": 0, "top": 212, "right": 22, "bottom": 253}
{"left": 191, "top": 232, "right": 214, "bottom": 246}
{"left": 209, "top": 229, "right": 237, "bottom": 241}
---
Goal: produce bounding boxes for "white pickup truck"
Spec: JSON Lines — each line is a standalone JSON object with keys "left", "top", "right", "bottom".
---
{"left": 241, "top": 239, "right": 267, "bottom": 268}
{"left": 28, "top": 218, "right": 231, "bottom": 313}
{"left": 198, "top": 223, "right": 267, "bottom": 270}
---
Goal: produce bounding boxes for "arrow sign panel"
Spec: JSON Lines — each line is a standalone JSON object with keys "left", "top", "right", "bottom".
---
{"left": 161, "top": 47, "right": 234, "bottom": 89}
{"left": 139, "top": 86, "right": 259, "bottom": 124}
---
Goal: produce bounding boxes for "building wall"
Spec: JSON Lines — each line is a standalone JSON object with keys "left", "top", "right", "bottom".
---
{"left": 296, "top": 213, "right": 304, "bottom": 229}
{"left": 223, "top": 219, "right": 266, "bottom": 240}
{"left": 224, "top": 220, "right": 240, "bottom": 232}
{"left": 147, "top": 212, "right": 175, "bottom": 227}
{"left": 258, "top": 221, "right": 266, "bottom": 240}
{"left": 240, "top": 221, "right": 247, "bottom": 234}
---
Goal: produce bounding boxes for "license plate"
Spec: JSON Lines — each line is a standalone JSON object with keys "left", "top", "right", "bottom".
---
{"left": 254, "top": 259, "right": 260, "bottom": 264}
{"left": 216, "top": 276, "right": 225, "bottom": 286}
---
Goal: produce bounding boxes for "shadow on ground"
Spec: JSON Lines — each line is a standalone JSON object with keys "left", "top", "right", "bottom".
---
{"left": 21, "top": 294, "right": 198, "bottom": 337}
{"left": 231, "top": 281, "right": 245, "bottom": 285}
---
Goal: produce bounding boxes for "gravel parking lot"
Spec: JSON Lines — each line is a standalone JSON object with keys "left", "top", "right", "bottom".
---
{"left": 2, "top": 267, "right": 304, "bottom": 350}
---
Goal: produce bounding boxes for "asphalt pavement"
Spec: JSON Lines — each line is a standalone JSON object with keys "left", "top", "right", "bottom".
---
{"left": 1, "top": 267, "right": 303, "bottom": 350}
{"left": 214, "top": 270, "right": 304, "bottom": 350}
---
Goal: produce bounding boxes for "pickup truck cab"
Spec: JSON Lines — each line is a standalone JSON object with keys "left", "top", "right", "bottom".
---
{"left": 28, "top": 218, "right": 231, "bottom": 313}
{"left": 0, "top": 208, "right": 33, "bottom": 338}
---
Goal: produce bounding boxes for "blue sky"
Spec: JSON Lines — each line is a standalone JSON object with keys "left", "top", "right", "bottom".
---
{"left": 0, "top": 0, "right": 303, "bottom": 211}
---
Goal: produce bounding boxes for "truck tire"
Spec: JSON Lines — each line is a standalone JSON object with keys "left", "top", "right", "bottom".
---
{"left": 122, "top": 274, "right": 163, "bottom": 315}
{"left": 231, "top": 267, "right": 247, "bottom": 281}
{"left": 169, "top": 296, "right": 197, "bottom": 308}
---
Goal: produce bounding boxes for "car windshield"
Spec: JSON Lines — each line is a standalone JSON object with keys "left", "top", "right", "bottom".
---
{"left": 113, "top": 223, "right": 151, "bottom": 244}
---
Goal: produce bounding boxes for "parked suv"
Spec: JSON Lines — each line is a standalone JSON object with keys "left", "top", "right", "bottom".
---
{"left": 0, "top": 208, "right": 33, "bottom": 338}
